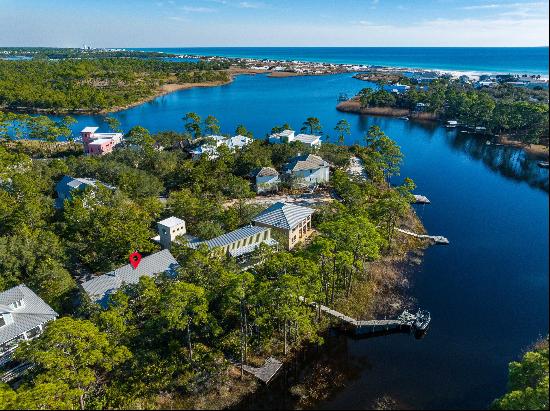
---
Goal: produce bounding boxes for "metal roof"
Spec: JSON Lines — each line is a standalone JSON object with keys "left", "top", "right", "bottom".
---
{"left": 252, "top": 202, "right": 315, "bottom": 230}
{"left": 251, "top": 167, "right": 279, "bottom": 177}
{"left": 293, "top": 134, "right": 321, "bottom": 145}
{"left": 81, "top": 127, "right": 99, "bottom": 133}
{"left": 190, "top": 225, "right": 270, "bottom": 250}
{"left": 0, "top": 285, "right": 58, "bottom": 345}
{"left": 229, "top": 238, "right": 278, "bottom": 257}
{"left": 284, "top": 154, "right": 329, "bottom": 173}
{"left": 158, "top": 216, "right": 185, "bottom": 228}
{"left": 81, "top": 250, "right": 178, "bottom": 307}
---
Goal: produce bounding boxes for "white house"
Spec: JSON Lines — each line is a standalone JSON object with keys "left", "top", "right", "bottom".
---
{"left": 250, "top": 167, "right": 280, "bottom": 193}
{"left": 226, "top": 135, "right": 253, "bottom": 150}
{"left": 383, "top": 83, "right": 411, "bottom": 94}
{"left": 191, "top": 134, "right": 253, "bottom": 160}
{"left": 1, "top": 285, "right": 58, "bottom": 367}
{"left": 269, "top": 129, "right": 321, "bottom": 147}
{"left": 190, "top": 144, "right": 220, "bottom": 161}
{"left": 283, "top": 154, "right": 330, "bottom": 188}
{"left": 293, "top": 134, "right": 322, "bottom": 147}
{"left": 269, "top": 129, "right": 295, "bottom": 144}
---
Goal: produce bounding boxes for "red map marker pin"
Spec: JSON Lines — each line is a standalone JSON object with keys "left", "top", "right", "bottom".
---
{"left": 129, "top": 251, "right": 142, "bottom": 269}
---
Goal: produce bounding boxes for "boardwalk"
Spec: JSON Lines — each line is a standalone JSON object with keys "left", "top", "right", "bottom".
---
{"left": 299, "top": 297, "right": 430, "bottom": 336}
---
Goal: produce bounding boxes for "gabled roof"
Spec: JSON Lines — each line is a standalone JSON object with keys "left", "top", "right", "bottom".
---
{"left": 252, "top": 202, "right": 315, "bottom": 230}
{"left": 250, "top": 167, "right": 279, "bottom": 178}
{"left": 293, "top": 134, "right": 321, "bottom": 145}
{"left": 283, "top": 154, "right": 329, "bottom": 173}
{"left": 81, "top": 249, "right": 178, "bottom": 307}
{"left": 0, "top": 285, "right": 58, "bottom": 344}
{"left": 55, "top": 175, "right": 115, "bottom": 207}
{"left": 190, "top": 225, "right": 270, "bottom": 250}
{"left": 57, "top": 175, "right": 114, "bottom": 191}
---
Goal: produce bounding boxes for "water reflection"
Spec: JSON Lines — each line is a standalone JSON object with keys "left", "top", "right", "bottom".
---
{"left": 234, "top": 335, "right": 368, "bottom": 410}
{"left": 445, "top": 130, "right": 548, "bottom": 192}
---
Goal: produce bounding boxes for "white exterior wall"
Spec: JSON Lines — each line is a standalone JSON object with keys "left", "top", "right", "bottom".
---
{"left": 256, "top": 175, "right": 280, "bottom": 193}
{"left": 292, "top": 166, "right": 329, "bottom": 186}
{"left": 158, "top": 221, "right": 187, "bottom": 249}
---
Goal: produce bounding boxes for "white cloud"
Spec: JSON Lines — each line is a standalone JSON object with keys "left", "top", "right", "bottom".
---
{"left": 168, "top": 16, "right": 189, "bottom": 21}
{"left": 238, "top": 1, "right": 263, "bottom": 9}
{"left": 181, "top": 5, "right": 217, "bottom": 12}
{"left": 461, "top": 1, "right": 546, "bottom": 11}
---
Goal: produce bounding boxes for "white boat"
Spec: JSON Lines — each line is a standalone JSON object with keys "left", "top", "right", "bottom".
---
{"left": 445, "top": 120, "right": 458, "bottom": 128}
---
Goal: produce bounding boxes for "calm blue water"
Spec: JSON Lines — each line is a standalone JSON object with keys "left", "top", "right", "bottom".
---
{"left": 55, "top": 73, "right": 548, "bottom": 409}
{"left": 134, "top": 47, "right": 550, "bottom": 75}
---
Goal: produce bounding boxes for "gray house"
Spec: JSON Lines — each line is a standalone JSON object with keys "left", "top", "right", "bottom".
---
{"left": 81, "top": 249, "right": 179, "bottom": 307}
{"left": 250, "top": 167, "right": 280, "bottom": 193}
{"left": 55, "top": 175, "right": 114, "bottom": 208}
{"left": 283, "top": 154, "right": 330, "bottom": 188}
{"left": 1, "top": 285, "right": 58, "bottom": 367}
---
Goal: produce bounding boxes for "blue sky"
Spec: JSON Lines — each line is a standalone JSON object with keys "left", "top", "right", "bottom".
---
{"left": 1, "top": 0, "right": 548, "bottom": 47}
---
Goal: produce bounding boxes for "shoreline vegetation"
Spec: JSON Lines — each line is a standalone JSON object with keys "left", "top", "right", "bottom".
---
{"left": 337, "top": 71, "right": 549, "bottom": 159}
{"left": 336, "top": 98, "right": 549, "bottom": 158}
{"left": 0, "top": 111, "right": 433, "bottom": 409}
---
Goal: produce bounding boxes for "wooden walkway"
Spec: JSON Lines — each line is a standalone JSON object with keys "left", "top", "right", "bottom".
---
{"left": 242, "top": 357, "right": 283, "bottom": 384}
{"left": 396, "top": 228, "right": 449, "bottom": 245}
{"left": 299, "top": 297, "right": 429, "bottom": 336}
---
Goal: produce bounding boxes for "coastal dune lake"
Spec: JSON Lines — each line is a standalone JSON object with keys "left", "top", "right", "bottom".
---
{"left": 59, "top": 72, "right": 548, "bottom": 409}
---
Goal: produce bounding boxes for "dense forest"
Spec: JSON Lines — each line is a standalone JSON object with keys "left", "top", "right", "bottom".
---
{"left": 0, "top": 58, "right": 230, "bottom": 113}
{"left": 0, "top": 113, "right": 423, "bottom": 409}
{"left": 0, "top": 47, "right": 177, "bottom": 60}
{"left": 357, "top": 79, "right": 549, "bottom": 146}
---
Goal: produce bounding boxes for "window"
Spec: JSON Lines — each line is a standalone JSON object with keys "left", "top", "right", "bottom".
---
{"left": 0, "top": 315, "right": 5, "bottom": 328}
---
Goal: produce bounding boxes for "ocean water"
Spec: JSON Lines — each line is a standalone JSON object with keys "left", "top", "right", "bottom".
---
{"left": 134, "top": 47, "right": 550, "bottom": 75}
{"left": 48, "top": 72, "right": 548, "bottom": 409}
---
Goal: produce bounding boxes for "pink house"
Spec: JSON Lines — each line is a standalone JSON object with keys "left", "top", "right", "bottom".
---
{"left": 81, "top": 127, "right": 123, "bottom": 156}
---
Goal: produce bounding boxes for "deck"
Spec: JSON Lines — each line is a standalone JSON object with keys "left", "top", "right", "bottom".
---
{"left": 242, "top": 357, "right": 283, "bottom": 384}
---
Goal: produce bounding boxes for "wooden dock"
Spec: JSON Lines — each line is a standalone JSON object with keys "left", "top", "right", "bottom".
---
{"left": 242, "top": 357, "right": 283, "bottom": 384}
{"left": 413, "top": 194, "right": 430, "bottom": 204}
{"left": 396, "top": 228, "right": 449, "bottom": 245}
{"left": 299, "top": 297, "right": 430, "bottom": 337}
